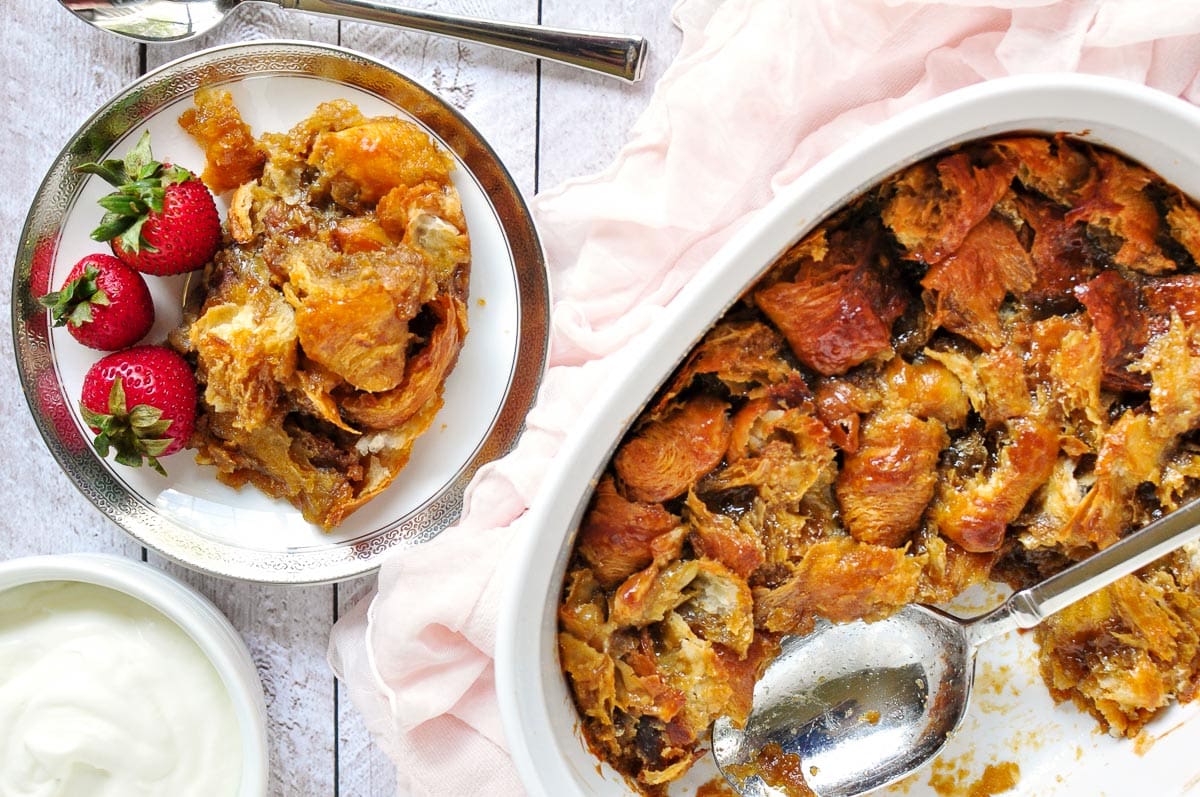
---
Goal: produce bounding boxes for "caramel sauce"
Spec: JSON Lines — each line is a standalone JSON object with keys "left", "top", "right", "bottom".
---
{"left": 725, "top": 743, "right": 816, "bottom": 797}
{"left": 696, "top": 777, "right": 740, "bottom": 797}
{"left": 968, "top": 762, "right": 1020, "bottom": 797}
{"left": 928, "top": 757, "right": 1020, "bottom": 797}
{"left": 177, "top": 87, "right": 266, "bottom": 194}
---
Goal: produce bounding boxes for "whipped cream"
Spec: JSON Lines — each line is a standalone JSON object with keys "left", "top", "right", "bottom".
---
{"left": 0, "top": 580, "right": 243, "bottom": 796}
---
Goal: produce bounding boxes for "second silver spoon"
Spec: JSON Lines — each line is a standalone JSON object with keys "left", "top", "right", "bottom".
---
{"left": 59, "top": 0, "right": 648, "bottom": 82}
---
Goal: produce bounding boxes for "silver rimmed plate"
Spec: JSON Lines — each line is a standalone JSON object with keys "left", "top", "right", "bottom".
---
{"left": 13, "top": 41, "right": 548, "bottom": 584}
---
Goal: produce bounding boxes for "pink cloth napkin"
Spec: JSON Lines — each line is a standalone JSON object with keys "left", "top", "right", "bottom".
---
{"left": 328, "top": 1, "right": 1200, "bottom": 793}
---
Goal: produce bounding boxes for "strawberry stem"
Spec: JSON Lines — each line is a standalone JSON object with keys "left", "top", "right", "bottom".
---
{"left": 80, "top": 377, "right": 173, "bottom": 476}
{"left": 38, "top": 264, "right": 110, "bottom": 328}
{"left": 77, "top": 131, "right": 169, "bottom": 254}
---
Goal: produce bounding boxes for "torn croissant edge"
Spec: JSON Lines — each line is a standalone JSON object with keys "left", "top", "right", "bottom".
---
{"left": 167, "top": 86, "right": 471, "bottom": 530}
{"left": 557, "top": 132, "right": 1200, "bottom": 795}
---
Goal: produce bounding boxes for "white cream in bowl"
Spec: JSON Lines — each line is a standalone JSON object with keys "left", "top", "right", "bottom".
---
{"left": 0, "top": 555, "right": 268, "bottom": 797}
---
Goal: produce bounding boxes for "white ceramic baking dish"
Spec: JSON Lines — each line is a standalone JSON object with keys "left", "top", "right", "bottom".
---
{"left": 495, "top": 73, "right": 1200, "bottom": 796}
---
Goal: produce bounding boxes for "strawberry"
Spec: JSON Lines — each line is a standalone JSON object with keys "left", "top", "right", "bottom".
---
{"left": 80, "top": 346, "right": 198, "bottom": 476}
{"left": 38, "top": 253, "right": 154, "bottom": 351}
{"left": 78, "top": 131, "right": 220, "bottom": 276}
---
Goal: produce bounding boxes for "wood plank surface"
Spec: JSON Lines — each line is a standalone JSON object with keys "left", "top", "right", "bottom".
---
{"left": 1, "top": 0, "right": 141, "bottom": 559}
{"left": 0, "top": 3, "right": 682, "bottom": 795}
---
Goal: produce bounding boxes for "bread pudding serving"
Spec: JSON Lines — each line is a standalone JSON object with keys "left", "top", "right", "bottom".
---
{"left": 171, "top": 88, "right": 470, "bottom": 529}
{"left": 558, "top": 134, "right": 1200, "bottom": 793}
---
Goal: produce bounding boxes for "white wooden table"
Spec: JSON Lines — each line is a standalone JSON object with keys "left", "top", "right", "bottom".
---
{"left": 0, "top": 4, "right": 681, "bottom": 794}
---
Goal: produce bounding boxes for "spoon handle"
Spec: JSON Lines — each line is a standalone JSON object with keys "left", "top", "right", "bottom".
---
{"left": 971, "top": 495, "right": 1200, "bottom": 647}
{"left": 282, "top": 0, "right": 647, "bottom": 82}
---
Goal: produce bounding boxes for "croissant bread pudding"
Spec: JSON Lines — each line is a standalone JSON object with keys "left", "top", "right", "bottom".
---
{"left": 558, "top": 134, "right": 1200, "bottom": 794}
{"left": 171, "top": 88, "right": 470, "bottom": 529}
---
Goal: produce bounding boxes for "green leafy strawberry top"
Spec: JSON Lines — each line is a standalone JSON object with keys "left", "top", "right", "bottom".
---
{"left": 77, "top": 131, "right": 192, "bottom": 255}
{"left": 37, "top": 264, "right": 109, "bottom": 328}
{"left": 80, "top": 377, "right": 174, "bottom": 476}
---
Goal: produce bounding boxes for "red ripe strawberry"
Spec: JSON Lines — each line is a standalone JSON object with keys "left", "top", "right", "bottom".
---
{"left": 38, "top": 253, "right": 154, "bottom": 351}
{"left": 78, "top": 131, "right": 220, "bottom": 276}
{"left": 80, "top": 346, "right": 198, "bottom": 476}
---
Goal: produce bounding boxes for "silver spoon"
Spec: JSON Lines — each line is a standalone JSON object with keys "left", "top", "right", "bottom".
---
{"left": 712, "top": 495, "right": 1200, "bottom": 797}
{"left": 58, "top": 0, "right": 648, "bottom": 82}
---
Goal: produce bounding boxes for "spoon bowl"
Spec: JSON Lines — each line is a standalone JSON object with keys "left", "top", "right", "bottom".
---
{"left": 713, "top": 608, "right": 972, "bottom": 797}
{"left": 712, "top": 495, "right": 1200, "bottom": 796}
{"left": 58, "top": 0, "right": 648, "bottom": 82}
{"left": 61, "top": 0, "right": 227, "bottom": 41}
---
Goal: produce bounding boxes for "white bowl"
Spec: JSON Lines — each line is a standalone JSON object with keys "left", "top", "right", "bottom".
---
{"left": 0, "top": 553, "right": 268, "bottom": 795}
{"left": 496, "top": 74, "right": 1200, "bottom": 796}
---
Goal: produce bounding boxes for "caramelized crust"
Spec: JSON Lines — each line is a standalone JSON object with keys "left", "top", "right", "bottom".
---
{"left": 1036, "top": 550, "right": 1200, "bottom": 737}
{"left": 931, "top": 416, "right": 1059, "bottom": 552}
{"left": 655, "top": 320, "right": 796, "bottom": 411}
{"left": 1010, "top": 194, "right": 1099, "bottom": 308}
{"left": 1075, "top": 270, "right": 1151, "bottom": 392}
{"left": 577, "top": 476, "right": 682, "bottom": 588}
{"left": 174, "top": 91, "right": 470, "bottom": 529}
{"left": 614, "top": 395, "right": 732, "bottom": 504}
{"left": 997, "top": 135, "right": 1094, "bottom": 206}
{"left": 836, "top": 410, "right": 947, "bottom": 547}
{"left": 308, "top": 119, "right": 455, "bottom": 210}
{"left": 921, "top": 214, "right": 1035, "bottom": 350}
{"left": 753, "top": 537, "right": 924, "bottom": 635}
{"left": 882, "top": 150, "right": 1015, "bottom": 264}
{"left": 755, "top": 225, "right": 908, "bottom": 375}
{"left": 559, "top": 135, "right": 1200, "bottom": 794}
{"left": 178, "top": 86, "right": 267, "bottom": 194}
{"left": 1067, "top": 149, "right": 1175, "bottom": 274}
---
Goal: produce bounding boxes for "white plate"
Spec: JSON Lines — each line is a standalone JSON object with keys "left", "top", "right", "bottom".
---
{"left": 496, "top": 73, "right": 1200, "bottom": 796}
{"left": 13, "top": 41, "right": 548, "bottom": 584}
